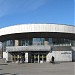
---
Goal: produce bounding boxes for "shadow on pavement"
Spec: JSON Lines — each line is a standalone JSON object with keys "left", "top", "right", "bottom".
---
{"left": 50, "top": 62, "right": 60, "bottom": 64}
{"left": 0, "top": 64, "right": 8, "bottom": 65}
{"left": 0, "top": 73, "right": 18, "bottom": 75}
{"left": 54, "top": 62, "right": 60, "bottom": 64}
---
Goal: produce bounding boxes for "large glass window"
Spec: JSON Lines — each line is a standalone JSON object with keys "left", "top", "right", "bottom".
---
{"left": 33, "top": 38, "right": 44, "bottom": 45}
{"left": 49, "top": 38, "right": 53, "bottom": 45}
{"left": 3, "top": 38, "right": 73, "bottom": 46}
{"left": 0, "top": 42, "right": 2, "bottom": 48}
{"left": 5, "top": 40, "right": 15, "bottom": 46}
{"left": 32, "top": 38, "right": 71, "bottom": 46}
{"left": 52, "top": 38, "right": 71, "bottom": 46}
{"left": 71, "top": 40, "right": 75, "bottom": 46}
{"left": 19, "top": 38, "right": 32, "bottom": 46}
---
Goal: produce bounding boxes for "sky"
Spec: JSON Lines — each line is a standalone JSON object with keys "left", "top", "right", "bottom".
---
{"left": 0, "top": 0, "right": 74, "bottom": 28}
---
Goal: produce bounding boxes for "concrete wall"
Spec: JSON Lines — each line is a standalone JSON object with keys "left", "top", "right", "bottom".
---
{"left": 3, "top": 52, "right": 12, "bottom": 61}
{"left": 3, "top": 52, "right": 8, "bottom": 61}
{"left": 3, "top": 46, "right": 75, "bottom": 62}
{"left": 46, "top": 51, "right": 72, "bottom": 62}
{"left": 0, "top": 24, "right": 75, "bottom": 36}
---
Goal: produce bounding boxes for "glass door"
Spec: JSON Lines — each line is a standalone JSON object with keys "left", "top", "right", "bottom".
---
{"left": 34, "top": 54, "right": 38, "bottom": 63}
{"left": 39, "top": 54, "right": 42, "bottom": 63}
{"left": 43, "top": 54, "right": 46, "bottom": 62}
{"left": 31, "top": 54, "right": 34, "bottom": 63}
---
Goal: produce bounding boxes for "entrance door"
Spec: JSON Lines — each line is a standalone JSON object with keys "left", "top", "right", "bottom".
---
{"left": 39, "top": 54, "right": 46, "bottom": 63}
{"left": 21, "top": 53, "right": 25, "bottom": 63}
{"left": 31, "top": 54, "right": 34, "bottom": 63}
{"left": 30, "top": 52, "right": 47, "bottom": 63}
{"left": 34, "top": 54, "right": 38, "bottom": 63}
{"left": 31, "top": 54, "right": 38, "bottom": 63}
{"left": 12, "top": 54, "right": 18, "bottom": 62}
{"left": 39, "top": 54, "right": 42, "bottom": 63}
{"left": 43, "top": 54, "right": 46, "bottom": 62}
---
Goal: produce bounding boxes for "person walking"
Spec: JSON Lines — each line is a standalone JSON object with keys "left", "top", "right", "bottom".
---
{"left": 51, "top": 56, "right": 55, "bottom": 64}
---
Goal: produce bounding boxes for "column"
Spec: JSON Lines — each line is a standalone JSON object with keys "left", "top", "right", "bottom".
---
{"left": 44, "top": 41, "right": 49, "bottom": 45}
{"left": 18, "top": 55, "right": 19, "bottom": 62}
{"left": 12, "top": 54, "right": 14, "bottom": 62}
{"left": 15, "top": 40, "right": 19, "bottom": 46}
{"left": 34, "top": 55, "right": 36, "bottom": 63}
{"left": 24, "top": 53, "right": 26, "bottom": 62}
{"left": 42, "top": 54, "right": 43, "bottom": 63}
{"left": 4, "top": 52, "right": 9, "bottom": 62}
{"left": 38, "top": 54, "right": 39, "bottom": 63}
{"left": 25, "top": 52, "right": 28, "bottom": 63}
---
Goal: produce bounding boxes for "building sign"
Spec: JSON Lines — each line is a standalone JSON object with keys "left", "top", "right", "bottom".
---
{"left": 61, "top": 52, "right": 72, "bottom": 54}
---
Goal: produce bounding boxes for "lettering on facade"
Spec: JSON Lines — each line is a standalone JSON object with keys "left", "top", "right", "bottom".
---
{"left": 61, "top": 52, "right": 71, "bottom": 54}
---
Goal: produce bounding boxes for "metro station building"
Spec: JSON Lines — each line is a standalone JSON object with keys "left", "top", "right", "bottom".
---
{"left": 0, "top": 24, "right": 75, "bottom": 63}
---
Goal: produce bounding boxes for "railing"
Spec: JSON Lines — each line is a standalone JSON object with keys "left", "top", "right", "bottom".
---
{"left": 6, "top": 45, "right": 51, "bottom": 52}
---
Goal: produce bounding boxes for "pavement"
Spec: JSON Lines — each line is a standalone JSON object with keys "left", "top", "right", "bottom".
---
{"left": 0, "top": 62, "right": 75, "bottom": 75}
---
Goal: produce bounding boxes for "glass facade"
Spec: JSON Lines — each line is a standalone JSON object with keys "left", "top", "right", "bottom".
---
{"left": 5, "top": 40, "right": 15, "bottom": 46}
{"left": 0, "top": 42, "right": 2, "bottom": 57}
{"left": 33, "top": 38, "right": 44, "bottom": 45}
{"left": 32, "top": 38, "right": 74, "bottom": 46}
{"left": 2, "top": 38, "right": 75, "bottom": 47}
{"left": 0, "top": 42, "right": 2, "bottom": 48}
{"left": 19, "top": 39, "right": 32, "bottom": 46}
{"left": 71, "top": 40, "right": 75, "bottom": 46}
{"left": 52, "top": 38, "right": 71, "bottom": 46}
{"left": 5, "top": 40, "right": 14, "bottom": 46}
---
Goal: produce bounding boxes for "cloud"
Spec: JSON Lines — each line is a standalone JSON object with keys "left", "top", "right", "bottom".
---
{"left": 0, "top": 0, "right": 48, "bottom": 17}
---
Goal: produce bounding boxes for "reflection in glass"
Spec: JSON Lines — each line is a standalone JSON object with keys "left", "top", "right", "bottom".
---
{"left": 3, "top": 38, "right": 75, "bottom": 46}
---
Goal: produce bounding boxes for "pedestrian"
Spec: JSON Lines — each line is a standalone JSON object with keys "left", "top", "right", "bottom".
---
{"left": 51, "top": 56, "right": 55, "bottom": 64}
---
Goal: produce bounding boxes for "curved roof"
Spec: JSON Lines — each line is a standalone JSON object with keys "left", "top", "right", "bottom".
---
{"left": 0, "top": 24, "right": 75, "bottom": 36}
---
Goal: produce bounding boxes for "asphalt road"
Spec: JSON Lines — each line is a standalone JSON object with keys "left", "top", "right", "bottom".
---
{"left": 0, "top": 62, "right": 75, "bottom": 75}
